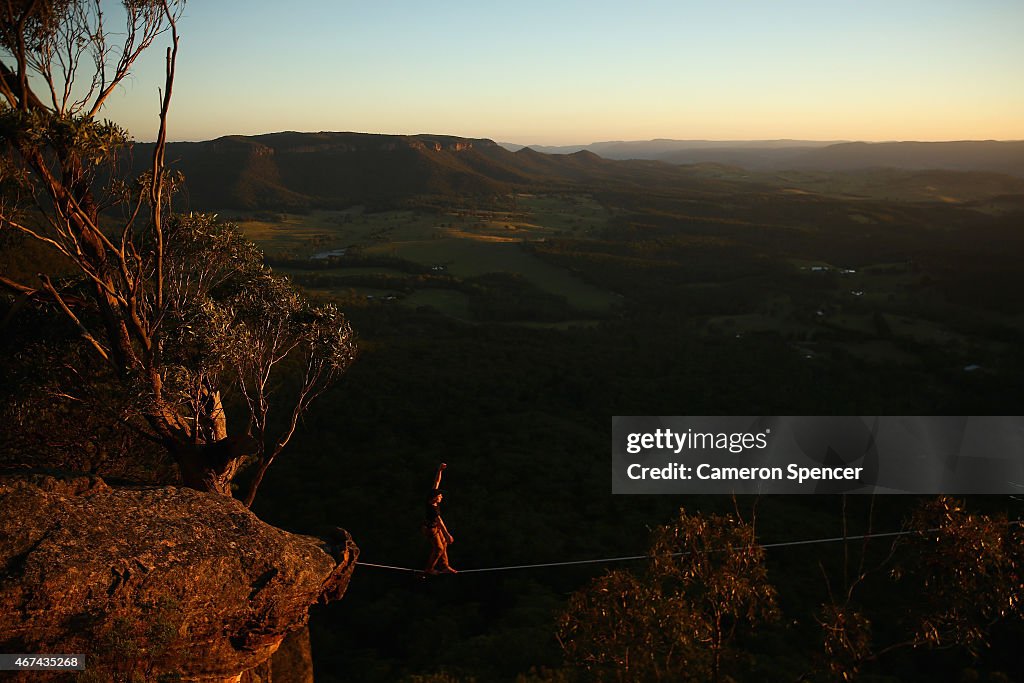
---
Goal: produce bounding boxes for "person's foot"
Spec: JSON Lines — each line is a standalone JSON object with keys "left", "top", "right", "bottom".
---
{"left": 440, "top": 567, "right": 458, "bottom": 574}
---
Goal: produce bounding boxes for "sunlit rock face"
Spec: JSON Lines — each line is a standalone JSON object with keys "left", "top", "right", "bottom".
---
{"left": 0, "top": 472, "right": 357, "bottom": 682}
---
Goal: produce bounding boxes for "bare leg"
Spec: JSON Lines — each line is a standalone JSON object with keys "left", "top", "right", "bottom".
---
{"left": 425, "top": 529, "right": 445, "bottom": 573}
{"left": 425, "top": 529, "right": 457, "bottom": 574}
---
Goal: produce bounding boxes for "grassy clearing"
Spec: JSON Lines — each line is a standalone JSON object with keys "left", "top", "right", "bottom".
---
{"left": 365, "top": 239, "right": 618, "bottom": 312}
{"left": 517, "top": 193, "right": 609, "bottom": 233}
{"left": 227, "top": 195, "right": 616, "bottom": 319}
{"left": 884, "top": 315, "right": 972, "bottom": 347}
{"left": 229, "top": 194, "right": 610, "bottom": 253}
{"left": 277, "top": 266, "right": 412, "bottom": 278}
{"left": 496, "top": 319, "right": 603, "bottom": 330}
{"left": 228, "top": 208, "right": 444, "bottom": 257}
{"left": 400, "top": 289, "right": 471, "bottom": 319}
{"left": 834, "top": 341, "right": 923, "bottom": 365}
{"left": 267, "top": 197, "right": 614, "bottom": 311}
{"left": 703, "top": 313, "right": 807, "bottom": 337}
{"left": 824, "top": 314, "right": 876, "bottom": 335}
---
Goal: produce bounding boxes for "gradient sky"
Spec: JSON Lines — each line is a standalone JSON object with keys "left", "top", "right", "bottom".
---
{"left": 104, "top": 0, "right": 1024, "bottom": 145}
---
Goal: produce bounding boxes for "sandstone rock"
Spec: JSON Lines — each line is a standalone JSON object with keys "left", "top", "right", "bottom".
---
{"left": 0, "top": 472, "right": 357, "bottom": 681}
{"left": 240, "top": 626, "right": 314, "bottom": 683}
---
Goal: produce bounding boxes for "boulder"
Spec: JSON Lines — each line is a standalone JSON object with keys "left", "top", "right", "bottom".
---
{"left": 0, "top": 472, "right": 357, "bottom": 681}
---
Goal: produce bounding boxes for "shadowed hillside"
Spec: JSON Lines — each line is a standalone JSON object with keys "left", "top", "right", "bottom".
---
{"left": 141, "top": 133, "right": 1024, "bottom": 212}
{"left": 149, "top": 133, "right": 616, "bottom": 210}
{"left": 504, "top": 138, "right": 1024, "bottom": 177}
{"left": 140, "top": 132, "right": 790, "bottom": 210}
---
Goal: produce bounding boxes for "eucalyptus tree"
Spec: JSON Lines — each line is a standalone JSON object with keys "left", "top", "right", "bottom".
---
{"left": 0, "top": 1, "right": 356, "bottom": 504}
{"left": 558, "top": 509, "right": 778, "bottom": 683}
{"left": 820, "top": 497, "right": 1024, "bottom": 681}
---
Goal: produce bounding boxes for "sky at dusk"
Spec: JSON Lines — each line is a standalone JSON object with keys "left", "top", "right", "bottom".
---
{"left": 105, "top": 0, "right": 1024, "bottom": 145}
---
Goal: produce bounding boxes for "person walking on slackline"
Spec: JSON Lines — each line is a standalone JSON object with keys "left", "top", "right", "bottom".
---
{"left": 423, "top": 463, "right": 458, "bottom": 575}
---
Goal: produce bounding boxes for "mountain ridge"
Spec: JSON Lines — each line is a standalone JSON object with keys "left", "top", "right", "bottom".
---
{"left": 137, "top": 132, "right": 1024, "bottom": 210}
{"left": 150, "top": 131, "right": 744, "bottom": 210}
{"left": 500, "top": 138, "right": 1024, "bottom": 176}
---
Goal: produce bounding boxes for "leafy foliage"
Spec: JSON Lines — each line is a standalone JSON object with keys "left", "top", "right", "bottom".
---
{"left": 558, "top": 508, "right": 778, "bottom": 682}
{"left": 818, "top": 497, "right": 1024, "bottom": 681}
{"left": 0, "top": 2, "right": 357, "bottom": 502}
{"left": 895, "top": 497, "right": 1023, "bottom": 651}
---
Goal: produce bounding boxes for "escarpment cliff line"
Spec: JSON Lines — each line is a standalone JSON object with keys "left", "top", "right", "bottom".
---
{"left": 0, "top": 472, "right": 357, "bottom": 681}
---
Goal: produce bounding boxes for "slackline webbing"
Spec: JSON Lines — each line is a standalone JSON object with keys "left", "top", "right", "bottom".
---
{"left": 355, "top": 521, "right": 1021, "bottom": 575}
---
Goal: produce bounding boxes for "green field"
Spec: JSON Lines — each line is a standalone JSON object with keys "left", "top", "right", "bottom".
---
{"left": 401, "top": 289, "right": 471, "bottom": 318}
{"left": 231, "top": 195, "right": 619, "bottom": 321}
{"left": 365, "top": 239, "right": 617, "bottom": 312}
{"left": 230, "top": 190, "right": 1020, "bottom": 366}
{"left": 228, "top": 194, "right": 610, "bottom": 258}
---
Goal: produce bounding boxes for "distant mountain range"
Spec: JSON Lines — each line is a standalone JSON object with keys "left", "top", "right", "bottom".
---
{"left": 501, "top": 139, "right": 843, "bottom": 156}
{"left": 150, "top": 132, "right": 770, "bottom": 210}
{"left": 143, "top": 132, "right": 1024, "bottom": 211}
{"left": 501, "top": 139, "right": 1024, "bottom": 177}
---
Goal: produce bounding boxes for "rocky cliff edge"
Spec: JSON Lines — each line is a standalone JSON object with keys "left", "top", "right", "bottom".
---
{"left": 0, "top": 472, "right": 357, "bottom": 682}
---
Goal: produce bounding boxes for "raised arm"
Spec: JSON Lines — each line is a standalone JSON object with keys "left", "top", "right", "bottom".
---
{"left": 432, "top": 463, "right": 447, "bottom": 490}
